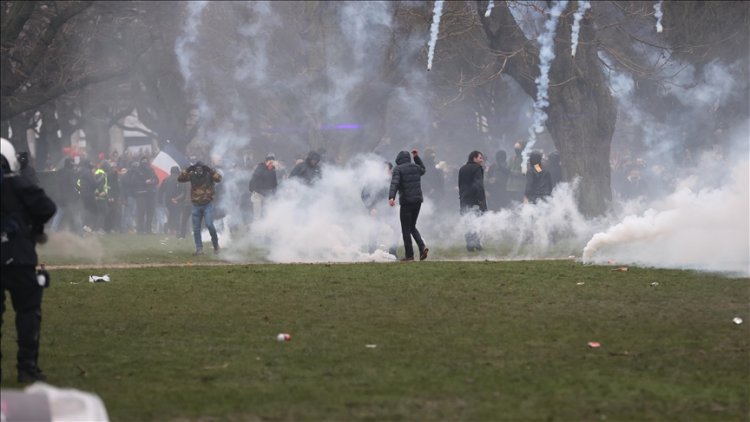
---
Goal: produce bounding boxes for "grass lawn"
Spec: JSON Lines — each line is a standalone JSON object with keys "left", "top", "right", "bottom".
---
{"left": 1, "top": 234, "right": 748, "bottom": 421}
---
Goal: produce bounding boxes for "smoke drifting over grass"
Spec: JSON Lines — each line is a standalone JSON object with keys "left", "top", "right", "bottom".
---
{"left": 172, "top": 2, "right": 748, "bottom": 276}
{"left": 583, "top": 159, "right": 749, "bottom": 276}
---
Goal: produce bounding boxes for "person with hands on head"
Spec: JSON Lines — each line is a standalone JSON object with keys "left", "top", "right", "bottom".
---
{"left": 178, "top": 161, "right": 222, "bottom": 255}
{"left": 388, "top": 148, "right": 429, "bottom": 262}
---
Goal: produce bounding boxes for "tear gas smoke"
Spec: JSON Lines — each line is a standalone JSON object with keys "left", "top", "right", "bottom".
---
{"left": 583, "top": 159, "right": 749, "bottom": 276}
{"left": 426, "top": 0, "right": 445, "bottom": 71}
{"left": 175, "top": 1, "right": 211, "bottom": 121}
{"left": 236, "top": 155, "right": 399, "bottom": 263}
{"left": 484, "top": 0, "right": 495, "bottom": 18}
{"left": 571, "top": 1, "right": 591, "bottom": 57}
{"left": 170, "top": 2, "right": 747, "bottom": 277}
{"left": 38, "top": 231, "right": 105, "bottom": 264}
{"left": 523, "top": 0, "right": 569, "bottom": 173}
{"left": 654, "top": 0, "right": 664, "bottom": 33}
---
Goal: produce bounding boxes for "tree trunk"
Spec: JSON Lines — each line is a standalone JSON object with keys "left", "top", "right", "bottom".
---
{"left": 545, "top": 6, "right": 616, "bottom": 216}
{"left": 480, "top": 1, "right": 616, "bottom": 216}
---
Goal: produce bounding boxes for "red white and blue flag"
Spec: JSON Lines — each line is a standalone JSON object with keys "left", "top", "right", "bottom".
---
{"left": 151, "top": 143, "right": 190, "bottom": 184}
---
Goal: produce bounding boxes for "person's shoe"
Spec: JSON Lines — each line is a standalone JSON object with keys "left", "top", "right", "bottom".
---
{"left": 400, "top": 257, "right": 414, "bottom": 262}
{"left": 213, "top": 245, "right": 221, "bottom": 254}
{"left": 194, "top": 249, "right": 204, "bottom": 256}
{"left": 18, "top": 367, "right": 47, "bottom": 383}
{"left": 419, "top": 248, "right": 429, "bottom": 261}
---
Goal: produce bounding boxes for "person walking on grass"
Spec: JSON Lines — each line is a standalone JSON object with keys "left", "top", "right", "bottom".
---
{"left": 388, "top": 149, "right": 429, "bottom": 262}
{"left": 458, "top": 150, "right": 487, "bottom": 252}
{"left": 178, "top": 161, "right": 222, "bottom": 255}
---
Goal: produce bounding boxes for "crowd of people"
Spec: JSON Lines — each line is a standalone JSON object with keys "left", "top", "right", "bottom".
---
{"left": 21, "top": 140, "right": 674, "bottom": 254}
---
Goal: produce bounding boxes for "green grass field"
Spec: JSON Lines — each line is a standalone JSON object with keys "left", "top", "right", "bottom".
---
{"left": 1, "top": 234, "right": 748, "bottom": 421}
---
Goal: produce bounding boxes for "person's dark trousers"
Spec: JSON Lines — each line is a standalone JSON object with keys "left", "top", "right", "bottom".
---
{"left": 399, "top": 202, "right": 425, "bottom": 259}
{"left": 166, "top": 204, "right": 181, "bottom": 234}
{"left": 136, "top": 193, "right": 155, "bottom": 234}
{"left": 461, "top": 205, "right": 483, "bottom": 251}
{"left": 1, "top": 266, "right": 44, "bottom": 374}
{"left": 178, "top": 205, "right": 191, "bottom": 238}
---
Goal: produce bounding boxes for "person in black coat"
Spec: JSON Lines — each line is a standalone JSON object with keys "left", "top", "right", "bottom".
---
{"left": 458, "top": 150, "right": 487, "bottom": 251}
{"left": 388, "top": 149, "right": 429, "bottom": 261}
{"left": 487, "top": 150, "right": 511, "bottom": 211}
{"left": 289, "top": 150, "right": 322, "bottom": 185}
{"left": 131, "top": 156, "right": 158, "bottom": 234}
{"left": 1, "top": 139, "right": 57, "bottom": 383}
{"left": 524, "top": 151, "right": 553, "bottom": 204}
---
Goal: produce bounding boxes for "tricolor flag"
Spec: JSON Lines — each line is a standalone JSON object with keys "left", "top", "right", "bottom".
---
{"left": 151, "top": 143, "right": 190, "bottom": 184}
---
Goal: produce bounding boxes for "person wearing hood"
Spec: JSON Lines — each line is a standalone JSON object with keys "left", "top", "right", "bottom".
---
{"left": 388, "top": 149, "right": 429, "bottom": 262}
{"left": 1, "top": 138, "right": 57, "bottom": 383}
{"left": 289, "top": 150, "right": 322, "bottom": 185}
{"left": 17, "top": 151, "right": 39, "bottom": 186}
{"left": 524, "top": 151, "right": 553, "bottom": 204}
{"left": 458, "top": 150, "right": 487, "bottom": 252}
{"left": 178, "top": 160, "right": 222, "bottom": 255}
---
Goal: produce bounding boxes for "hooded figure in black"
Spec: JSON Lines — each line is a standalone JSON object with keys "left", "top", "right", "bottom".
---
{"left": 524, "top": 151, "right": 553, "bottom": 204}
{"left": 458, "top": 150, "right": 487, "bottom": 251}
{"left": 1, "top": 139, "right": 57, "bottom": 383}
{"left": 388, "top": 150, "right": 429, "bottom": 261}
{"left": 289, "top": 150, "right": 322, "bottom": 185}
{"left": 487, "top": 149, "right": 511, "bottom": 211}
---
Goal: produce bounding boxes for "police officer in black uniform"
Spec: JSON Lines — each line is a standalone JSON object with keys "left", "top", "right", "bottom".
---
{"left": 1, "top": 138, "right": 57, "bottom": 383}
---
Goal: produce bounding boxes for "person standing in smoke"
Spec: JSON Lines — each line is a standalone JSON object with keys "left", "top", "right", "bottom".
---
{"left": 289, "top": 150, "right": 322, "bottom": 185}
{"left": 178, "top": 161, "right": 222, "bottom": 255}
{"left": 76, "top": 160, "right": 99, "bottom": 233}
{"left": 486, "top": 149, "right": 511, "bottom": 211}
{"left": 524, "top": 151, "right": 553, "bottom": 204}
{"left": 362, "top": 162, "right": 398, "bottom": 259}
{"left": 547, "top": 151, "right": 562, "bottom": 190}
{"left": 131, "top": 156, "right": 158, "bottom": 234}
{"left": 16, "top": 152, "right": 39, "bottom": 186}
{"left": 49, "top": 157, "right": 80, "bottom": 233}
{"left": 248, "top": 154, "right": 278, "bottom": 221}
{"left": 458, "top": 151, "right": 488, "bottom": 252}
{"left": 389, "top": 149, "right": 429, "bottom": 262}
{"left": 507, "top": 140, "right": 527, "bottom": 203}
{"left": 159, "top": 166, "right": 186, "bottom": 236}
{"left": 1, "top": 138, "right": 57, "bottom": 383}
{"left": 421, "top": 148, "right": 445, "bottom": 206}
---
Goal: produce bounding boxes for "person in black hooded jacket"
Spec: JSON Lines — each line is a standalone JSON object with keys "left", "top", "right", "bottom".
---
{"left": 289, "top": 150, "right": 322, "bottom": 185}
{"left": 524, "top": 151, "right": 553, "bottom": 204}
{"left": 458, "top": 150, "right": 487, "bottom": 251}
{"left": 388, "top": 149, "right": 429, "bottom": 261}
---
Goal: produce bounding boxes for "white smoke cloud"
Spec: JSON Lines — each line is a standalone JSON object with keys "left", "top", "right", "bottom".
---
{"left": 234, "top": 1, "right": 281, "bottom": 85}
{"left": 571, "top": 1, "right": 591, "bottom": 57}
{"left": 239, "top": 155, "right": 399, "bottom": 262}
{"left": 485, "top": 0, "right": 495, "bottom": 18}
{"left": 426, "top": 0, "right": 445, "bottom": 71}
{"left": 654, "top": 0, "right": 664, "bottom": 33}
{"left": 583, "top": 159, "right": 749, "bottom": 276}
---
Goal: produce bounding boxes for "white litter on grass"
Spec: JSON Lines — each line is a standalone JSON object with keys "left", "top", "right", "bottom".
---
{"left": 88, "top": 274, "right": 110, "bottom": 283}
{"left": 650, "top": 282, "right": 659, "bottom": 286}
{"left": 733, "top": 317, "right": 743, "bottom": 325}
{"left": 576, "top": 282, "right": 585, "bottom": 285}
{"left": 365, "top": 344, "right": 377, "bottom": 348}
